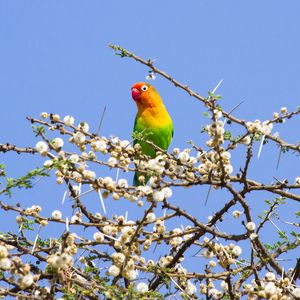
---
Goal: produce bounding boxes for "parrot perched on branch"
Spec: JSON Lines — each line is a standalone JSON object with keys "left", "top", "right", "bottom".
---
{"left": 131, "top": 82, "right": 173, "bottom": 186}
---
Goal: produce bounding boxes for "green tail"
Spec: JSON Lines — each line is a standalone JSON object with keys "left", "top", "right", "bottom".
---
{"left": 133, "top": 172, "right": 140, "bottom": 186}
{"left": 133, "top": 172, "right": 150, "bottom": 186}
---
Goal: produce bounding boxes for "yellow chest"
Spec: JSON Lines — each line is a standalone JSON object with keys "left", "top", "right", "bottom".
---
{"left": 137, "top": 106, "right": 171, "bottom": 128}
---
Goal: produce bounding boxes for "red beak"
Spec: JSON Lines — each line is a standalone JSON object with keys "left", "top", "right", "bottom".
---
{"left": 131, "top": 88, "right": 141, "bottom": 101}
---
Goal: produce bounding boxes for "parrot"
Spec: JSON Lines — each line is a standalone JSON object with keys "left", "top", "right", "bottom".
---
{"left": 131, "top": 82, "right": 174, "bottom": 186}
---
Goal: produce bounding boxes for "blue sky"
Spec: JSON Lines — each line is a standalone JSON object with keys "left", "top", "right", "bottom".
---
{"left": 0, "top": 0, "right": 300, "bottom": 293}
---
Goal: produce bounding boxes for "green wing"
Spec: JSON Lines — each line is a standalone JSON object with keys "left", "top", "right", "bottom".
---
{"left": 133, "top": 116, "right": 173, "bottom": 186}
{"left": 133, "top": 116, "right": 173, "bottom": 157}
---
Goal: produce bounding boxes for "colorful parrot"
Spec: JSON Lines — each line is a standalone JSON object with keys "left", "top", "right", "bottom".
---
{"left": 131, "top": 82, "right": 174, "bottom": 186}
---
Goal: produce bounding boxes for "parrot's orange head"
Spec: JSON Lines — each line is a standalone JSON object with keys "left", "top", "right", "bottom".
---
{"left": 131, "top": 82, "right": 162, "bottom": 110}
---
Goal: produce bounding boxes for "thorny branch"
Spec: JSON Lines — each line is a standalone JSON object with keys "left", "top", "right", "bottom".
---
{"left": 0, "top": 46, "right": 298, "bottom": 299}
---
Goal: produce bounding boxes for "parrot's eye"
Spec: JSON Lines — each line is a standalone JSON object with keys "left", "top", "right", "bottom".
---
{"left": 141, "top": 85, "right": 148, "bottom": 92}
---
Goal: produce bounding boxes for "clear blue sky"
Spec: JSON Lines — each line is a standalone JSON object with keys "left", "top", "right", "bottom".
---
{"left": 0, "top": 0, "right": 299, "bottom": 291}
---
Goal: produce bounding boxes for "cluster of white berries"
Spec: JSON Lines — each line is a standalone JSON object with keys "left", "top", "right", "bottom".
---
{"left": 135, "top": 154, "right": 168, "bottom": 180}
{"left": 169, "top": 227, "right": 183, "bottom": 248}
{"left": 206, "top": 120, "right": 225, "bottom": 147}
{"left": 202, "top": 237, "right": 243, "bottom": 268}
{"left": 197, "top": 149, "right": 233, "bottom": 178}
{"left": 136, "top": 282, "right": 149, "bottom": 293}
{"left": 273, "top": 107, "right": 288, "bottom": 120}
{"left": 0, "top": 245, "right": 11, "bottom": 271}
{"left": 47, "top": 252, "right": 73, "bottom": 270}
{"left": 241, "top": 272, "right": 300, "bottom": 299}
{"left": 108, "top": 253, "right": 137, "bottom": 281}
{"left": 46, "top": 235, "right": 77, "bottom": 272}
{"left": 246, "top": 120, "right": 273, "bottom": 136}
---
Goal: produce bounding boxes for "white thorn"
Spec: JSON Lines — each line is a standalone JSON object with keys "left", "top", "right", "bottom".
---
{"left": 169, "top": 276, "right": 191, "bottom": 299}
{"left": 102, "top": 233, "right": 118, "bottom": 241}
{"left": 31, "top": 234, "right": 39, "bottom": 254}
{"left": 61, "top": 190, "right": 67, "bottom": 205}
{"left": 258, "top": 135, "right": 265, "bottom": 159}
{"left": 125, "top": 211, "right": 128, "bottom": 222}
{"left": 31, "top": 225, "right": 42, "bottom": 254}
{"left": 74, "top": 188, "right": 94, "bottom": 199}
{"left": 66, "top": 217, "right": 69, "bottom": 232}
{"left": 115, "top": 168, "right": 120, "bottom": 182}
{"left": 162, "top": 209, "right": 167, "bottom": 225}
{"left": 98, "top": 189, "right": 107, "bottom": 214}
{"left": 212, "top": 79, "right": 223, "bottom": 94}
{"left": 179, "top": 263, "right": 187, "bottom": 275}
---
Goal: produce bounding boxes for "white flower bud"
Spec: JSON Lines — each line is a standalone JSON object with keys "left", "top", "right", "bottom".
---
{"left": 153, "top": 191, "right": 165, "bottom": 202}
{"left": 185, "top": 281, "right": 197, "bottom": 295}
{"left": 58, "top": 253, "right": 73, "bottom": 269}
{"left": 265, "top": 272, "right": 275, "bottom": 281}
{"left": 0, "top": 246, "right": 8, "bottom": 258}
{"left": 35, "top": 141, "right": 49, "bottom": 155}
{"left": 264, "top": 282, "right": 276, "bottom": 295}
{"left": 173, "top": 148, "right": 180, "bottom": 155}
{"left": 16, "top": 215, "right": 23, "bottom": 224}
{"left": 82, "top": 170, "right": 96, "bottom": 180}
{"left": 93, "top": 232, "right": 104, "bottom": 243}
{"left": 78, "top": 122, "right": 89, "bottom": 132}
{"left": 208, "top": 288, "right": 218, "bottom": 297}
{"left": 136, "top": 282, "right": 148, "bottom": 293}
{"left": 73, "top": 132, "right": 86, "bottom": 144}
{"left": 108, "top": 157, "right": 117, "bottom": 166}
{"left": 40, "top": 112, "right": 49, "bottom": 118}
{"left": 51, "top": 210, "right": 62, "bottom": 220}
{"left": 21, "top": 274, "right": 34, "bottom": 288}
{"left": 52, "top": 114, "right": 60, "bottom": 121}
{"left": 232, "top": 245, "right": 242, "bottom": 256}
{"left": 221, "top": 151, "right": 231, "bottom": 160}
{"left": 224, "top": 164, "right": 233, "bottom": 174}
{"left": 63, "top": 115, "right": 75, "bottom": 126}
{"left": 126, "top": 269, "right": 137, "bottom": 280}
{"left": 91, "top": 140, "right": 107, "bottom": 152}
{"left": 161, "top": 187, "right": 172, "bottom": 199}
{"left": 178, "top": 151, "right": 189, "bottom": 163}
{"left": 292, "top": 287, "right": 300, "bottom": 298}
{"left": 117, "top": 179, "right": 128, "bottom": 188}
{"left": 0, "top": 258, "right": 11, "bottom": 270}
{"left": 209, "top": 260, "right": 216, "bottom": 267}
{"left": 246, "top": 222, "right": 256, "bottom": 231}
{"left": 280, "top": 107, "right": 288, "bottom": 114}
{"left": 220, "top": 280, "right": 228, "bottom": 291}
{"left": 241, "top": 136, "right": 251, "bottom": 145}
{"left": 69, "top": 154, "right": 80, "bottom": 163}
{"left": 213, "top": 109, "right": 223, "bottom": 119}
{"left": 43, "top": 160, "right": 53, "bottom": 168}
{"left": 232, "top": 210, "right": 243, "bottom": 219}
{"left": 108, "top": 265, "right": 120, "bottom": 277}
{"left": 146, "top": 212, "right": 156, "bottom": 223}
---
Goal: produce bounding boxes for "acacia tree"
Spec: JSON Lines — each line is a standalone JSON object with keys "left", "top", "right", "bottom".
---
{"left": 0, "top": 45, "right": 299, "bottom": 300}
